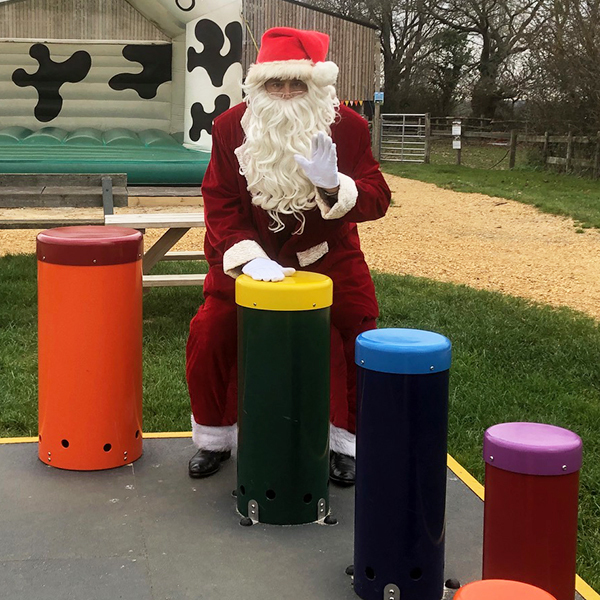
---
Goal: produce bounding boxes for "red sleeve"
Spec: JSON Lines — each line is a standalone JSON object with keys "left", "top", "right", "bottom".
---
{"left": 318, "top": 109, "right": 391, "bottom": 224}
{"left": 344, "top": 113, "right": 391, "bottom": 223}
{"left": 201, "top": 115, "right": 268, "bottom": 274}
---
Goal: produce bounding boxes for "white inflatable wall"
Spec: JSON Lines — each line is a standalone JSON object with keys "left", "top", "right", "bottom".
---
{"left": 154, "top": 0, "right": 243, "bottom": 151}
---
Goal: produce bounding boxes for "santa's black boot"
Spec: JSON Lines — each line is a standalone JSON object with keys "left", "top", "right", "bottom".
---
{"left": 188, "top": 449, "right": 231, "bottom": 478}
{"left": 329, "top": 450, "right": 356, "bottom": 486}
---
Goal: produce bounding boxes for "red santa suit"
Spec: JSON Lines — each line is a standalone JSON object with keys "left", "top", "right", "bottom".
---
{"left": 185, "top": 28, "right": 391, "bottom": 456}
{"left": 186, "top": 101, "right": 390, "bottom": 453}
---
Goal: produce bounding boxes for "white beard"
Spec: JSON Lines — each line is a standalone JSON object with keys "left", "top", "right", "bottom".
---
{"left": 235, "top": 80, "right": 339, "bottom": 234}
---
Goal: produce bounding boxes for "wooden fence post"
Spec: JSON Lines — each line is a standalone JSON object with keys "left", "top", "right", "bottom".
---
{"left": 594, "top": 132, "right": 600, "bottom": 180}
{"left": 424, "top": 113, "right": 431, "bottom": 164}
{"left": 566, "top": 130, "right": 573, "bottom": 173}
{"left": 543, "top": 131, "right": 550, "bottom": 166}
{"left": 509, "top": 130, "right": 518, "bottom": 169}
{"left": 372, "top": 101, "right": 381, "bottom": 162}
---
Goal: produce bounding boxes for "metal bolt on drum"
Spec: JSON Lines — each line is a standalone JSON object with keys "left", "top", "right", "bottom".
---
{"left": 248, "top": 500, "right": 259, "bottom": 523}
{"left": 317, "top": 498, "right": 327, "bottom": 520}
{"left": 384, "top": 584, "right": 400, "bottom": 600}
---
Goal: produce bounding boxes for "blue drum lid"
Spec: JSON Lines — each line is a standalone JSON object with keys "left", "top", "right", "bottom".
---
{"left": 355, "top": 328, "right": 452, "bottom": 375}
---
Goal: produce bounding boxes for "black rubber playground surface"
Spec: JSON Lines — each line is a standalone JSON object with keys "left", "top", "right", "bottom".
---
{"left": 0, "top": 436, "right": 588, "bottom": 600}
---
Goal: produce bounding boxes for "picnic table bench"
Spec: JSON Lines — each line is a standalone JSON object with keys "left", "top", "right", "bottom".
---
{"left": 0, "top": 173, "right": 206, "bottom": 288}
{"left": 104, "top": 212, "right": 206, "bottom": 288}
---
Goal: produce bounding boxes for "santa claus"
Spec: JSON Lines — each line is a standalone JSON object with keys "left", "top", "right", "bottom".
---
{"left": 186, "top": 27, "right": 391, "bottom": 484}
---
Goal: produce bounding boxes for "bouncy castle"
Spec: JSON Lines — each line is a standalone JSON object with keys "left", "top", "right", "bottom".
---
{"left": 0, "top": 0, "right": 378, "bottom": 185}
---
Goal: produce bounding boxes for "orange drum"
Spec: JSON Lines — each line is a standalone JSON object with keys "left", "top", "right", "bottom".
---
{"left": 454, "top": 580, "right": 557, "bottom": 600}
{"left": 37, "top": 226, "right": 143, "bottom": 470}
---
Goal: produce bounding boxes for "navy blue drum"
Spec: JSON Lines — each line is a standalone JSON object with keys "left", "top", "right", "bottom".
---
{"left": 353, "top": 328, "right": 452, "bottom": 600}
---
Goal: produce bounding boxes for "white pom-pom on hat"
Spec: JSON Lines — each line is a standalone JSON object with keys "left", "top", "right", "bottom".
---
{"left": 312, "top": 61, "right": 339, "bottom": 86}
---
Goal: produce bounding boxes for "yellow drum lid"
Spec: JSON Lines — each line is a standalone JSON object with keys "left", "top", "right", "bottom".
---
{"left": 235, "top": 272, "right": 333, "bottom": 311}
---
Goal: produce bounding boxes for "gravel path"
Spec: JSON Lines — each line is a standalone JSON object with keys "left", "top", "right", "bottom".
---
{"left": 2, "top": 173, "right": 599, "bottom": 320}
{"left": 361, "top": 175, "right": 600, "bottom": 321}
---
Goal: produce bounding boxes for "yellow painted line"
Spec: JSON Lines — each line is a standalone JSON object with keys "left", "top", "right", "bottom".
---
{"left": 448, "top": 453, "right": 600, "bottom": 600}
{"left": 142, "top": 432, "right": 191, "bottom": 439}
{"left": 0, "top": 436, "right": 37, "bottom": 444}
{"left": 447, "top": 453, "right": 484, "bottom": 500}
{"left": 0, "top": 433, "right": 193, "bottom": 444}
{"left": 577, "top": 576, "right": 600, "bottom": 600}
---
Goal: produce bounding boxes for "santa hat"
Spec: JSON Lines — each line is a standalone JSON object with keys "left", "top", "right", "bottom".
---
{"left": 245, "top": 27, "right": 339, "bottom": 88}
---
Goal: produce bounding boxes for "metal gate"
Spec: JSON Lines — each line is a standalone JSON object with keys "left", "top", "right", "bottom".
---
{"left": 380, "top": 113, "right": 428, "bottom": 162}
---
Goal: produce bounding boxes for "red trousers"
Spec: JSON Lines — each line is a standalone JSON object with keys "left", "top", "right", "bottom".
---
{"left": 186, "top": 234, "right": 379, "bottom": 434}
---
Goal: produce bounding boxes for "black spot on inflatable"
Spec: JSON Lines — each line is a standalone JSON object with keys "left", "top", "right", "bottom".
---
{"left": 109, "top": 44, "right": 172, "bottom": 100}
{"left": 175, "top": 0, "right": 195, "bottom": 11}
{"left": 187, "top": 20, "right": 242, "bottom": 87}
{"left": 12, "top": 44, "right": 91, "bottom": 123}
{"left": 189, "top": 95, "right": 231, "bottom": 141}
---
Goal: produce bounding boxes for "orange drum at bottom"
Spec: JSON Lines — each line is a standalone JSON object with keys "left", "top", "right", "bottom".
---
{"left": 455, "top": 580, "right": 556, "bottom": 600}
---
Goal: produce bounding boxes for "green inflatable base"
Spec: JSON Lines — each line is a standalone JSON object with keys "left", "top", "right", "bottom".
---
{"left": 0, "top": 126, "right": 210, "bottom": 185}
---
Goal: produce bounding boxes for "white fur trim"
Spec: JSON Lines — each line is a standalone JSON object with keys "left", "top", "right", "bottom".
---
{"left": 330, "top": 423, "right": 356, "bottom": 457}
{"left": 239, "top": 106, "right": 251, "bottom": 135}
{"left": 223, "top": 239, "right": 269, "bottom": 278}
{"left": 191, "top": 417, "right": 238, "bottom": 452}
{"left": 315, "top": 173, "right": 358, "bottom": 220}
{"left": 234, "top": 108, "right": 252, "bottom": 172}
{"left": 245, "top": 60, "right": 338, "bottom": 86}
{"left": 234, "top": 143, "right": 248, "bottom": 173}
{"left": 296, "top": 241, "right": 329, "bottom": 267}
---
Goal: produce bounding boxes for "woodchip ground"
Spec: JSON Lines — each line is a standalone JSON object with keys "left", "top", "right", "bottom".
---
{"left": 1, "top": 174, "right": 599, "bottom": 321}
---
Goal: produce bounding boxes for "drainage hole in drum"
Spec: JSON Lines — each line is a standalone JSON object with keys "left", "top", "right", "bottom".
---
{"left": 303, "top": 493, "right": 312, "bottom": 503}
{"left": 410, "top": 567, "right": 423, "bottom": 580}
{"left": 240, "top": 485, "right": 245, "bottom": 495}
{"left": 365, "top": 567, "right": 376, "bottom": 580}
{"left": 266, "top": 489, "right": 276, "bottom": 500}
{"left": 61, "top": 439, "right": 69, "bottom": 448}
{"left": 103, "top": 443, "right": 112, "bottom": 452}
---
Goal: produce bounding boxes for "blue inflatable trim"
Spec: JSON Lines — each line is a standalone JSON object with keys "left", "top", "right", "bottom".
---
{"left": 355, "top": 328, "right": 452, "bottom": 375}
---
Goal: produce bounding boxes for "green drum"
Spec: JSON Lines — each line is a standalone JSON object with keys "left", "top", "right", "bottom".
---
{"left": 236, "top": 272, "right": 333, "bottom": 525}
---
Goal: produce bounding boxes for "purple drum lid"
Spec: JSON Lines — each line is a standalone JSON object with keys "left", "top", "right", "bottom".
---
{"left": 483, "top": 422, "right": 582, "bottom": 476}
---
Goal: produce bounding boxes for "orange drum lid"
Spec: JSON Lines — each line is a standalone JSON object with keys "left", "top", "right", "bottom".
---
{"left": 37, "top": 226, "right": 143, "bottom": 266}
{"left": 455, "top": 580, "right": 557, "bottom": 600}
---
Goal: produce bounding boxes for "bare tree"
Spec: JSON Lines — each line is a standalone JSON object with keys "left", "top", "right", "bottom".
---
{"left": 305, "top": 0, "right": 442, "bottom": 112}
{"left": 526, "top": 0, "right": 600, "bottom": 133}
{"left": 426, "top": 0, "right": 549, "bottom": 118}
{"left": 420, "top": 28, "right": 473, "bottom": 115}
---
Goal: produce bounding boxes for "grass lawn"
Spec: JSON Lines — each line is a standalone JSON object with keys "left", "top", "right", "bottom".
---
{"left": 383, "top": 140, "right": 600, "bottom": 230}
{"left": 1, "top": 254, "right": 599, "bottom": 589}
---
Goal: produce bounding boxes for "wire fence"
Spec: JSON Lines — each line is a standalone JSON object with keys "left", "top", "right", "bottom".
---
{"left": 372, "top": 114, "right": 600, "bottom": 176}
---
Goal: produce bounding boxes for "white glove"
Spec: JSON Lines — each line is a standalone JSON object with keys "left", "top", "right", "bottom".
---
{"left": 294, "top": 132, "right": 340, "bottom": 190}
{"left": 242, "top": 257, "right": 296, "bottom": 282}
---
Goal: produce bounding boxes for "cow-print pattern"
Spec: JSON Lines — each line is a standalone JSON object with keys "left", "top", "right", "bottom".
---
{"left": 187, "top": 20, "right": 243, "bottom": 87}
{"left": 12, "top": 44, "right": 92, "bottom": 123}
{"left": 189, "top": 95, "right": 231, "bottom": 141}
{"left": 109, "top": 44, "right": 172, "bottom": 100}
{"left": 176, "top": 0, "right": 195, "bottom": 11}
